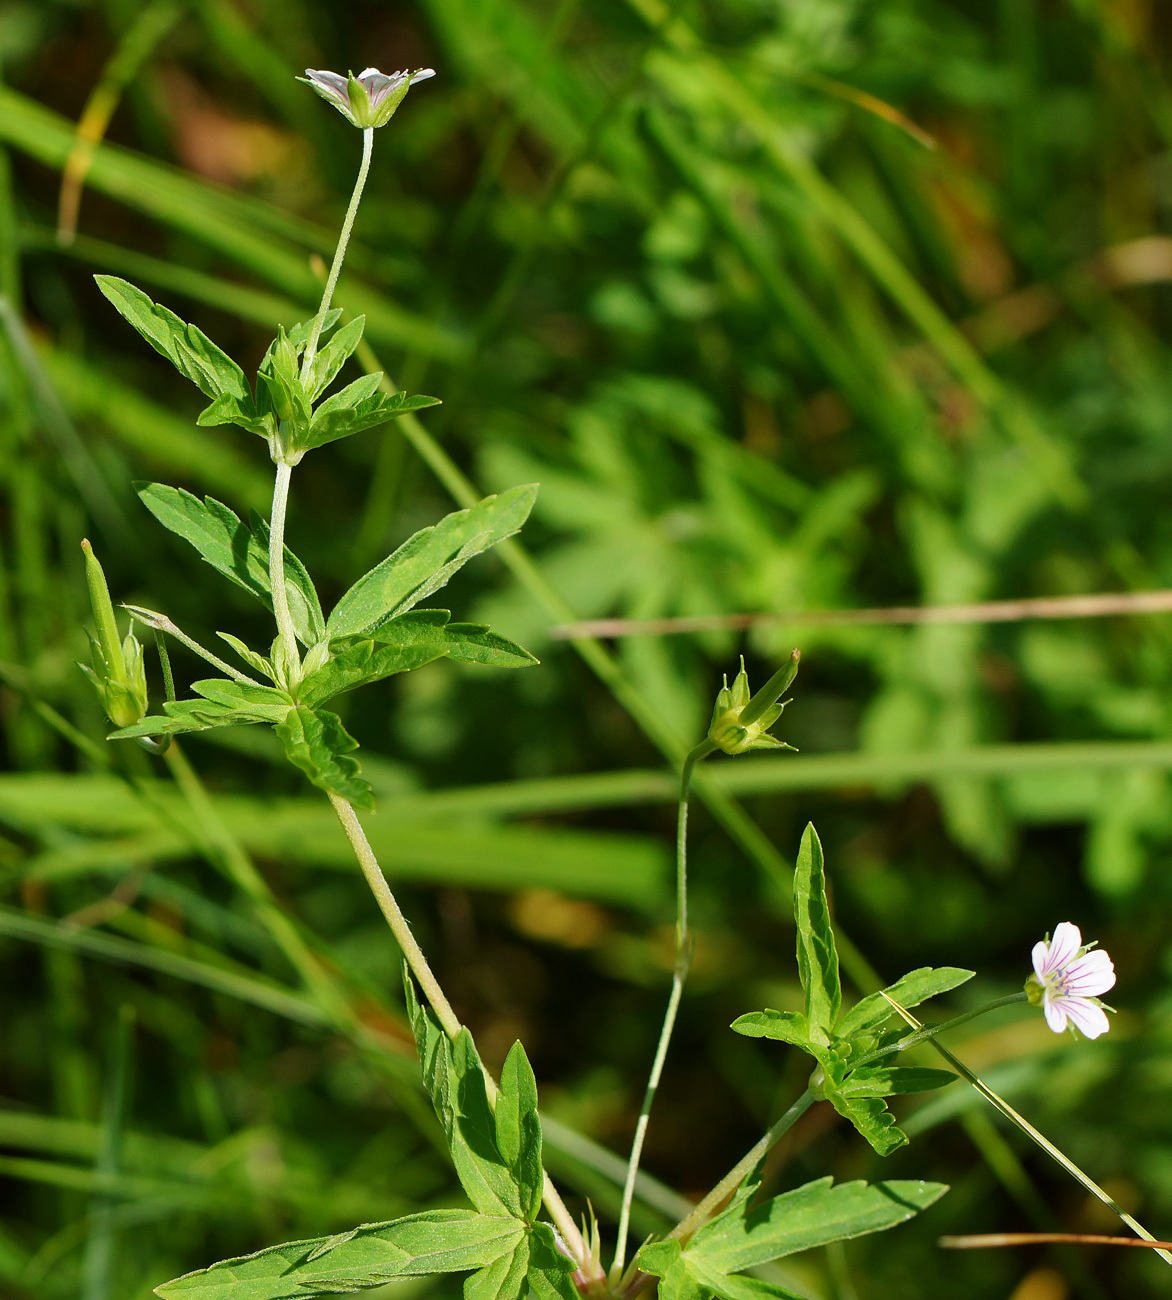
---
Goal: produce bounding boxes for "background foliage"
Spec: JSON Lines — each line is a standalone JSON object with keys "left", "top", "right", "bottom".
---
{"left": 1, "top": 1, "right": 1172, "bottom": 1297}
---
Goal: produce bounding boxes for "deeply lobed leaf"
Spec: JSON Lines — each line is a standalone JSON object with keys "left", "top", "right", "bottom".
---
{"left": 274, "top": 706, "right": 373, "bottom": 810}
{"left": 834, "top": 967, "right": 975, "bottom": 1040}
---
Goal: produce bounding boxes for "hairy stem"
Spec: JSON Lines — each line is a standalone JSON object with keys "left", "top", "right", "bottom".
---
{"left": 855, "top": 992, "right": 1028, "bottom": 1068}
{"left": 611, "top": 739, "right": 716, "bottom": 1280}
{"left": 328, "top": 792, "right": 590, "bottom": 1270}
{"left": 301, "top": 126, "right": 373, "bottom": 377}
{"left": 268, "top": 461, "right": 300, "bottom": 675}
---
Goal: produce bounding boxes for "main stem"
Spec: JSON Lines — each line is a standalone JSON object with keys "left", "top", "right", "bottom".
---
{"left": 301, "top": 126, "right": 374, "bottom": 378}
{"left": 611, "top": 739, "right": 716, "bottom": 1281}
{"left": 268, "top": 461, "right": 299, "bottom": 675}
{"left": 328, "top": 793, "right": 591, "bottom": 1272}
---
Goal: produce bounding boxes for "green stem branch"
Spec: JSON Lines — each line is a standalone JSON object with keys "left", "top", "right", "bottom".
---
{"left": 884, "top": 995, "right": 1172, "bottom": 1266}
{"left": 611, "top": 739, "right": 716, "bottom": 1280}
{"left": 301, "top": 126, "right": 373, "bottom": 377}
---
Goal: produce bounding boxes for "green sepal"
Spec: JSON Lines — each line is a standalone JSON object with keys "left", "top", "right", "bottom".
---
{"left": 274, "top": 705, "right": 373, "bottom": 810}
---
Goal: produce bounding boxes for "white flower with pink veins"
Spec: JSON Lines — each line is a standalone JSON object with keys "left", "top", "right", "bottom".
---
{"left": 1026, "top": 922, "right": 1116, "bottom": 1039}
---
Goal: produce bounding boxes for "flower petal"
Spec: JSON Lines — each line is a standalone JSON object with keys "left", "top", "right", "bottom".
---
{"left": 1062, "top": 949, "right": 1115, "bottom": 997}
{"left": 1046, "top": 922, "right": 1082, "bottom": 974}
{"left": 1056, "top": 997, "right": 1111, "bottom": 1040}
{"left": 1032, "top": 940, "right": 1052, "bottom": 979}
{"left": 305, "top": 69, "right": 349, "bottom": 97}
{"left": 1043, "top": 997, "right": 1068, "bottom": 1034}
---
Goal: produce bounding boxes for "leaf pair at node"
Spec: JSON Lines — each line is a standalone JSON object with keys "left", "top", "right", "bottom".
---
{"left": 637, "top": 1162, "right": 947, "bottom": 1300}
{"left": 108, "top": 483, "right": 540, "bottom": 810}
{"left": 732, "top": 824, "right": 973, "bottom": 1156}
{"left": 154, "top": 971, "right": 574, "bottom": 1300}
{"left": 95, "top": 276, "right": 439, "bottom": 466}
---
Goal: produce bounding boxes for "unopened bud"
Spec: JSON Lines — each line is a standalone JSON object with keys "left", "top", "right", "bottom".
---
{"left": 707, "top": 649, "right": 800, "bottom": 756}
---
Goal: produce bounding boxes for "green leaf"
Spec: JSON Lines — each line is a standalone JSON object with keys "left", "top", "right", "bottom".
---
{"left": 95, "top": 275, "right": 253, "bottom": 407}
{"left": 823, "top": 1092, "right": 907, "bottom": 1157}
{"left": 463, "top": 1232, "right": 528, "bottom": 1300}
{"left": 298, "top": 610, "right": 537, "bottom": 709}
{"left": 296, "top": 623, "right": 451, "bottom": 709}
{"left": 496, "top": 1041, "right": 544, "bottom": 1223}
{"left": 328, "top": 487, "right": 538, "bottom": 637}
{"left": 793, "top": 823, "right": 840, "bottom": 1044}
{"left": 837, "top": 1067, "right": 957, "bottom": 1098}
{"left": 274, "top": 706, "right": 373, "bottom": 810}
{"left": 137, "top": 483, "right": 323, "bottom": 647}
{"left": 108, "top": 686, "right": 290, "bottom": 740}
{"left": 304, "top": 314, "right": 366, "bottom": 401}
{"left": 834, "top": 967, "right": 975, "bottom": 1040}
{"left": 704, "top": 1274, "right": 805, "bottom": 1300}
{"left": 524, "top": 1222, "right": 580, "bottom": 1300}
{"left": 153, "top": 1208, "right": 525, "bottom": 1299}
{"left": 729, "top": 1010, "right": 809, "bottom": 1047}
{"left": 403, "top": 973, "right": 525, "bottom": 1220}
{"left": 691, "top": 1175, "right": 947, "bottom": 1270}
{"left": 305, "top": 377, "right": 440, "bottom": 450}
{"left": 216, "top": 633, "right": 276, "bottom": 682}
{"left": 189, "top": 680, "right": 293, "bottom": 721}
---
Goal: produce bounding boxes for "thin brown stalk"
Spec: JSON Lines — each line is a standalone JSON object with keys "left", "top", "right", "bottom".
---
{"left": 551, "top": 589, "right": 1172, "bottom": 641}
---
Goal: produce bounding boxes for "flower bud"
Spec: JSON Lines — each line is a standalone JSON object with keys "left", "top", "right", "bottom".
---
{"left": 707, "top": 650, "right": 800, "bottom": 756}
{"left": 79, "top": 539, "right": 148, "bottom": 728}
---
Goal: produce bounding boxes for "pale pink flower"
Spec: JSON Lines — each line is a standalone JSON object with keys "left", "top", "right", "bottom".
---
{"left": 1026, "top": 922, "right": 1115, "bottom": 1039}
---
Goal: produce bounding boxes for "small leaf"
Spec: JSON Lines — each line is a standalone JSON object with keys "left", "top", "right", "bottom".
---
{"left": 153, "top": 1208, "right": 524, "bottom": 1299}
{"left": 403, "top": 973, "right": 525, "bottom": 1220}
{"left": 837, "top": 1067, "right": 957, "bottom": 1098}
{"left": 95, "top": 276, "right": 252, "bottom": 405}
{"left": 137, "top": 484, "right": 323, "bottom": 647}
{"left": 525, "top": 1222, "right": 579, "bottom": 1300}
{"left": 794, "top": 824, "right": 840, "bottom": 1043}
{"left": 824, "top": 1092, "right": 907, "bottom": 1157}
{"left": 496, "top": 1041, "right": 544, "bottom": 1222}
{"left": 275, "top": 705, "right": 373, "bottom": 810}
{"left": 328, "top": 486, "right": 538, "bottom": 637}
{"left": 730, "top": 1010, "right": 809, "bottom": 1047}
{"left": 189, "top": 679, "right": 293, "bottom": 722}
{"left": 217, "top": 633, "right": 276, "bottom": 682}
{"left": 286, "top": 308, "right": 342, "bottom": 350}
{"left": 834, "top": 967, "right": 975, "bottom": 1040}
{"left": 305, "top": 376, "right": 440, "bottom": 450}
{"left": 305, "top": 314, "right": 366, "bottom": 401}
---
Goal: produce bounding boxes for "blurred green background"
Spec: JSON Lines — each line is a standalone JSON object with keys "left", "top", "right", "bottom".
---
{"left": 1, "top": 1, "right": 1172, "bottom": 1297}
